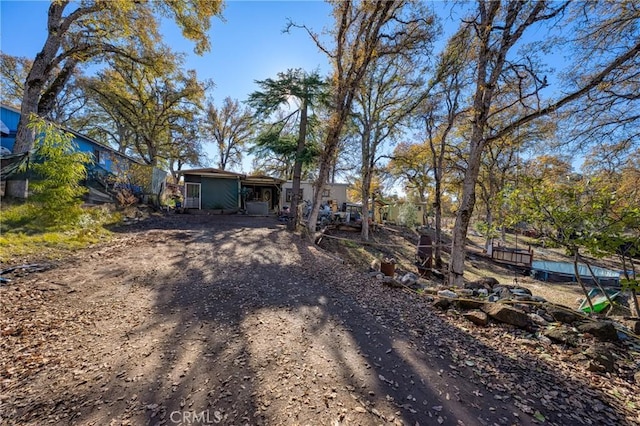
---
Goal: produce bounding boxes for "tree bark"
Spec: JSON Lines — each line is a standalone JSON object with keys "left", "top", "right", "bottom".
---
{"left": 449, "top": 140, "right": 485, "bottom": 286}
{"left": 6, "top": 89, "right": 40, "bottom": 198}
{"left": 433, "top": 185, "right": 443, "bottom": 269}
{"left": 429, "top": 117, "right": 449, "bottom": 271}
{"left": 7, "top": 2, "right": 67, "bottom": 198}
{"left": 289, "top": 98, "right": 308, "bottom": 231}
{"left": 448, "top": 1, "right": 504, "bottom": 287}
{"left": 360, "top": 132, "right": 372, "bottom": 241}
{"left": 308, "top": 121, "right": 345, "bottom": 237}
{"left": 12, "top": 2, "right": 67, "bottom": 155}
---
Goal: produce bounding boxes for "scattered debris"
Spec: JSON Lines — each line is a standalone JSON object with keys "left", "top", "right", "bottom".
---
{"left": 2, "top": 215, "right": 639, "bottom": 426}
{"left": 0, "top": 263, "right": 53, "bottom": 276}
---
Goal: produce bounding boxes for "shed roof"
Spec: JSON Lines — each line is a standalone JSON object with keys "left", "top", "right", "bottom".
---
{"left": 179, "top": 167, "right": 245, "bottom": 178}
{"left": 244, "top": 174, "right": 286, "bottom": 185}
{"left": 179, "top": 168, "right": 284, "bottom": 184}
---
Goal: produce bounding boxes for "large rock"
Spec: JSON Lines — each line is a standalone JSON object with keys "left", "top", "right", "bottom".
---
{"left": 382, "top": 277, "right": 403, "bottom": 288}
{"left": 457, "top": 288, "right": 474, "bottom": 297}
{"left": 466, "top": 277, "right": 499, "bottom": 291}
{"left": 457, "top": 299, "right": 487, "bottom": 310}
{"left": 528, "top": 313, "right": 549, "bottom": 326}
{"left": 433, "top": 297, "right": 451, "bottom": 310}
{"left": 493, "top": 286, "right": 514, "bottom": 300}
{"left": 576, "top": 321, "right": 619, "bottom": 342}
{"left": 482, "top": 303, "right": 531, "bottom": 328}
{"left": 400, "top": 273, "right": 419, "bottom": 288}
{"left": 511, "top": 287, "right": 533, "bottom": 296}
{"left": 437, "top": 289, "right": 458, "bottom": 298}
{"left": 584, "top": 345, "right": 616, "bottom": 373}
{"left": 543, "top": 327, "right": 580, "bottom": 347}
{"left": 513, "top": 294, "right": 535, "bottom": 302}
{"left": 463, "top": 310, "right": 489, "bottom": 326}
{"left": 544, "top": 305, "right": 584, "bottom": 324}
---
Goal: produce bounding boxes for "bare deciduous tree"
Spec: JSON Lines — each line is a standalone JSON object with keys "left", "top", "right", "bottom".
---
{"left": 353, "top": 52, "right": 430, "bottom": 240}
{"left": 291, "top": 0, "right": 436, "bottom": 235}
{"left": 448, "top": 0, "right": 640, "bottom": 286}
{"left": 204, "top": 97, "right": 255, "bottom": 171}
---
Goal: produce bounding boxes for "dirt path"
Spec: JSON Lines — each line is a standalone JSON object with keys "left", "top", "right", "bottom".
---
{"left": 1, "top": 214, "right": 638, "bottom": 425}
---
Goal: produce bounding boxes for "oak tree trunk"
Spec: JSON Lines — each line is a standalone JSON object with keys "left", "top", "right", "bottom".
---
{"left": 7, "top": 2, "right": 66, "bottom": 198}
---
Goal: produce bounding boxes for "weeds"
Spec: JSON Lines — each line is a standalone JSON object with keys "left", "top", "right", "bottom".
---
{"left": 342, "top": 239, "right": 359, "bottom": 249}
{"left": 0, "top": 201, "right": 121, "bottom": 263}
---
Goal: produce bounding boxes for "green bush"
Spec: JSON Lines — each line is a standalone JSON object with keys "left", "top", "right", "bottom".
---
{"left": 0, "top": 118, "right": 122, "bottom": 261}
{"left": 475, "top": 221, "right": 499, "bottom": 239}
{"left": 25, "top": 116, "right": 92, "bottom": 227}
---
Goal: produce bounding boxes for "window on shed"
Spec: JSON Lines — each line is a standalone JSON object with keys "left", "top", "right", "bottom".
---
{"left": 286, "top": 188, "right": 303, "bottom": 202}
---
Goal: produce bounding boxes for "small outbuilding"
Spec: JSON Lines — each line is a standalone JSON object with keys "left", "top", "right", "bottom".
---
{"left": 179, "top": 168, "right": 284, "bottom": 214}
{"left": 279, "top": 180, "right": 349, "bottom": 211}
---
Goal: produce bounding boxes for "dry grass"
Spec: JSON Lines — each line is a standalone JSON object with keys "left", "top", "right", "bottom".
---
{"left": 319, "top": 223, "right": 634, "bottom": 313}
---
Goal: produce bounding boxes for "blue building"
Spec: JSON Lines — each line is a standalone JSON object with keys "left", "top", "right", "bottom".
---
{"left": 1, "top": 104, "right": 143, "bottom": 173}
{"left": 1, "top": 104, "right": 161, "bottom": 202}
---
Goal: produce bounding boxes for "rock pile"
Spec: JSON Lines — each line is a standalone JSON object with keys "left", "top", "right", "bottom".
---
{"left": 371, "top": 268, "right": 640, "bottom": 379}
{"left": 422, "top": 277, "right": 640, "bottom": 376}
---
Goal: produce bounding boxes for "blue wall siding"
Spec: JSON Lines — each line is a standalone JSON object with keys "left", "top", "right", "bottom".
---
{"left": 1, "top": 107, "right": 20, "bottom": 151}
{"left": 1, "top": 105, "right": 128, "bottom": 174}
{"left": 0, "top": 135, "right": 15, "bottom": 151}
{"left": 74, "top": 138, "right": 116, "bottom": 172}
{"left": 1, "top": 107, "right": 20, "bottom": 133}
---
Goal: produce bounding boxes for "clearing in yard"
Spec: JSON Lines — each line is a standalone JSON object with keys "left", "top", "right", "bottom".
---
{"left": 1, "top": 214, "right": 639, "bottom": 425}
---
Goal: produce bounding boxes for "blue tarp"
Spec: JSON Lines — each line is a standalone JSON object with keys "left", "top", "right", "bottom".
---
{"left": 531, "top": 260, "right": 620, "bottom": 286}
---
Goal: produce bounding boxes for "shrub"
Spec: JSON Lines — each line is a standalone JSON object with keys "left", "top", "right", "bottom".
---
{"left": 398, "top": 203, "right": 419, "bottom": 228}
{"left": 0, "top": 202, "right": 121, "bottom": 262}
{"left": 25, "top": 116, "right": 92, "bottom": 227}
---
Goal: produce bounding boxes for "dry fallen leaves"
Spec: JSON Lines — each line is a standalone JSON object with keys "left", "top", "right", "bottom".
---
{"left": 0, "top": 215, "right": 639, "bottom": 426}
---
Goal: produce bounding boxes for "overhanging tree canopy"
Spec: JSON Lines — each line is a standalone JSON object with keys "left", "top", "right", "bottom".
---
{"left": 7, "top": 0, "right": 223, "bottom": 198}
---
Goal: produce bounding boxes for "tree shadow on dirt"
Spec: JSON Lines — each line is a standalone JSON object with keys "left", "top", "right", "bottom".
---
{"left": 7, "top": 215, "right": 636, "bottom": 426}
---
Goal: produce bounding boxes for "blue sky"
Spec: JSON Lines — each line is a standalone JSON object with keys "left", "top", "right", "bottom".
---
{"left": 0, "top": 0, "right": 333, "bottom": 104}
{"left": 169, "top": 0, "right": 334, "bottom": 102}
{"left": 0, "top": 0, "right": 337, "bottom": 172}
{"left": 0, "top": 1, "right": 577, "bottom": 176}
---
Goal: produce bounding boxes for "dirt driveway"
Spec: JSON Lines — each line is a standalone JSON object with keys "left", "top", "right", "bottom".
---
{"left": 1, "top": 214, "right": 637, "bottom": 425}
